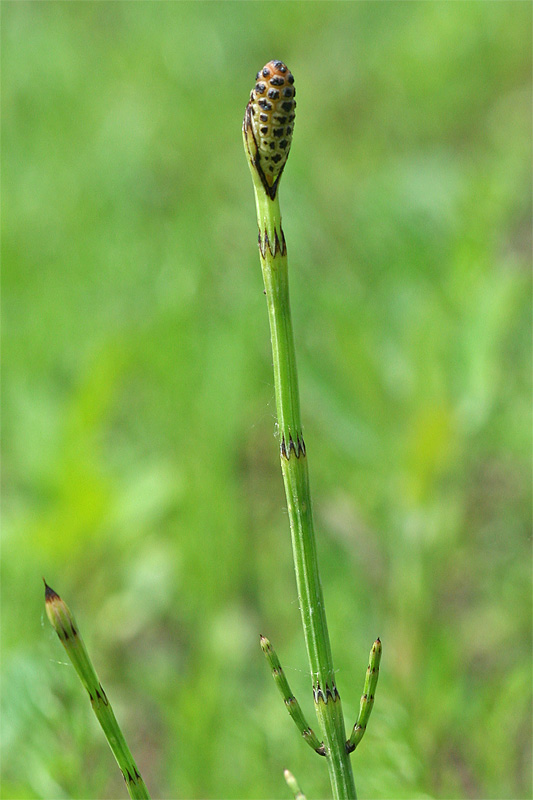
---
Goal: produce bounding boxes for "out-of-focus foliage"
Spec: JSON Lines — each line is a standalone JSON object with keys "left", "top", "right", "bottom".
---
{"left": 2, "top": 3, "right": 531, "bottom": 798}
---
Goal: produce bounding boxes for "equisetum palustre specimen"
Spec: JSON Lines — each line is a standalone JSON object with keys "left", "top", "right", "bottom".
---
{"left": 44, "top": 60, "right": 380, "bottom": 800}
{"left": 243, "top": 60, "right": 381, "bottom": 800}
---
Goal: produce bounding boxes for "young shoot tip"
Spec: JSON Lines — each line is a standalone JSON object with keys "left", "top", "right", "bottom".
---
{"left": 43, "top": 579, "right": 60, "bottom": 603}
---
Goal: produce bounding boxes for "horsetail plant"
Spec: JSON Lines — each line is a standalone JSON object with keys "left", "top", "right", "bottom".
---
{"left": 243, "top": 61, "right": 380, "bottom": 799}
{"left": 44, "top": 580, "right": 150, "bottom": 800}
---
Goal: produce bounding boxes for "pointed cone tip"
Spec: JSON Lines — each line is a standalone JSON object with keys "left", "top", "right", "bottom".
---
{"left": 43, "top": 579, "right": 60, "bottom": 602}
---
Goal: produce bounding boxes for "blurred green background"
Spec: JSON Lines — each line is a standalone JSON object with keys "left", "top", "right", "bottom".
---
{"left": 2, "top": 2, "right": 531, "bottom": 798}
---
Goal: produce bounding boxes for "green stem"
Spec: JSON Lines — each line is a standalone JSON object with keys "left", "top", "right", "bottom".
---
{"left": 44, "top": 581, "right": 150, "bottom": 800}
{"left": 260, "top": 634, "right": 325, "bottom": 754}
{"left": 243, "top": 62, "right": 356, "bottom": 799}
{"left": 346, "top": 638, "right": 382, "bottom": 753}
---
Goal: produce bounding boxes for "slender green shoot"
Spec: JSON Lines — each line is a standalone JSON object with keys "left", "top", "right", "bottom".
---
{"left": 260, "top": 635, "right": 325, "bottom": 755}
{"left": 243, "top": 60, "right": 358, "bottom": 799}
{"left": 284, "top": 768, "right": 307, "bottom": 800}
{"left": 346, "top": 639, "right": 382, "bottom": 753}
{"left": 44, "top": 580, "right": 150, "bottom": 800}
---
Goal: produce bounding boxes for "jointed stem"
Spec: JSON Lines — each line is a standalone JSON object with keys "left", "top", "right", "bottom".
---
{"left": 254, "top": 190, "right": 356, "bottom": 799}
{"left": 243, "top": 62, "right": 357, "bottom": 799}
{"left": 243, "top": 60, "right": 382, "bottom": 799}
{"left": 346, "top": 639, "right": 382, "bottom": 753}
{"left": 260, "top": 635, "right": 325, "bottom": 754}
{"left": 44, "top": 581, "right": 150, "bottom": 800}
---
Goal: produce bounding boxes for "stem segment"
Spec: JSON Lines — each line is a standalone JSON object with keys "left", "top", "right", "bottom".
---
{"left": 44, "top": 580, "right": 150, "bottom": 800}
{"left": 243, "top": 61, "right": 356, "bottom": 799}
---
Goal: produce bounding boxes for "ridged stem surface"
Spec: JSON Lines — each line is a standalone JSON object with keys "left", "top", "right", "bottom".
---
{"left": 44, "top": 582, "right": 150, "bottom": 800}
{"left": 244, "top": 143, "right": 357, "bottom": 797}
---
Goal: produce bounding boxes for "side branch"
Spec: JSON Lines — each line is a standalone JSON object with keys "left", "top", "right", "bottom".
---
{"left": 260, "top": 635, "right": 326, "bottom": 756}
{"left": 346, "top": 638, "right": 382, "bottom": 754}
